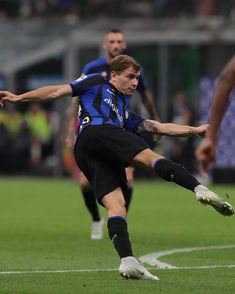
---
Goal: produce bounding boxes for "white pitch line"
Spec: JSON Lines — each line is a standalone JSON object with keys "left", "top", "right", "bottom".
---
{"left": 171, "top": 265, "right": 235, "bottom": 270}
{"left": 140, "top": 244, "right": 235, "bottom": 269}
{"left": 0, "top": 244, "right": 235, "bottom": 276}
{"left": 0, "top": 268, "right": 117, "bottom": 275}
{"left": 0, "top": 264, "right": 235, "bottom": 276}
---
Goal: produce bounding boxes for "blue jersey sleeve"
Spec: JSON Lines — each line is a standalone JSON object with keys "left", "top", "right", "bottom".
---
{"left": 136, "top": 68, "right": 148, "bottom": 94}
{"left": 70, "top": 73, "right": 105, "bottom": 96}
{"left": 124, "top": 110, "right": 145, "bottom": 133}
{"left": 82, "top": 63, "right": 94, "bottom": 75}
{"left": 82, "top": 57, "right": 106, "bottom": 75}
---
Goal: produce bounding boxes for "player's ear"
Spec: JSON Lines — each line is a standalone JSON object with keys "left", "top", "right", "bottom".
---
{"left": 110, "top": 71, "right": 118, "bottom": 80}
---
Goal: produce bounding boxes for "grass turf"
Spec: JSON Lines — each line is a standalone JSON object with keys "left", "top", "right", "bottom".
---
{"left": 0, "top": 177, "right": 234, "bottom": 293}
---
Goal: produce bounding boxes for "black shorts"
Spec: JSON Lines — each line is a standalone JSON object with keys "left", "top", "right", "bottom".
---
{"left": 74, "top": 125, "right": 148, "bottom": 204}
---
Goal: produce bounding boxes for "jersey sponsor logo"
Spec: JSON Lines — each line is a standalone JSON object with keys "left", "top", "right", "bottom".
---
{"left": 125, "top": 110, "right": 129, "bottom": 119}
{"left": 104, "top": 98, "right": 124, "bottom": 127}
{"left": 106, "top": 88, "right": 115, "bottom": 95}
{"left": 75, "top": 74, "right": 87, "bottom": 82}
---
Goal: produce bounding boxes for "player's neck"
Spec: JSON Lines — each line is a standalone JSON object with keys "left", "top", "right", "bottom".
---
{"left": 109, "top": 80, "right": 122, "bottom": 94}
{"left": 106, "top": 54, "right": 113, "bottom": 64}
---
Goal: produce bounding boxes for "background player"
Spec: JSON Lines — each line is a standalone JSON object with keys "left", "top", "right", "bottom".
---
{"left": 65, "top": 28, "right": 159, "bottom": 240}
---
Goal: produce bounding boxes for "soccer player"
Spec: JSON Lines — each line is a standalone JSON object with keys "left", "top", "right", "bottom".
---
{"left": 66, "top": 28, "right": 159, "bottom": 240}
{"left": 1, "top": 55, "right": 233, "bottom": 281}
{"left": 196, "top": 55, "right": 235, "bottom": 173}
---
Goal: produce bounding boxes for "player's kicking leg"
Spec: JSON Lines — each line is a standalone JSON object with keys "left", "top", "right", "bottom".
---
{"left": 194, "top": 185, "right": 234, "bottom": 216}
{"left": 133, "top": 148, "right": 234, "bottom": 216}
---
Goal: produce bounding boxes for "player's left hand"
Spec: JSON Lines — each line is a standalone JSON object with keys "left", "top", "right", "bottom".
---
{"left": 194, "top": 124, "right": 209, "bottom": 137}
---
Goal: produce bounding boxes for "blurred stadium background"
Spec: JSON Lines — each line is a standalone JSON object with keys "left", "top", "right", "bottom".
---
{"left": 1, "top": 0, "right": 235, "bottom": 181}
{"left": 0, "top": 2, "right": 235, "bottom": 293}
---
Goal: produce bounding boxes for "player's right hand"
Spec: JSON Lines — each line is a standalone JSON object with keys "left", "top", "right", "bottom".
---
{"left": 195, "top": 138, "right": 216, "bottom": 175}
{"left": 0, "top": 91, "right": 6, "bottom": 107}
{"left": 0, "top": 91, "right": 19, "bottom": 107}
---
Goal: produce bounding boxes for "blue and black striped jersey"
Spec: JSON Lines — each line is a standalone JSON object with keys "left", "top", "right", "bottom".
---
{"left": 70, "top": 73, "right": 145, "bottom": 134}
{"left": 82, "top": 56, "right": 148, "bottom": 94}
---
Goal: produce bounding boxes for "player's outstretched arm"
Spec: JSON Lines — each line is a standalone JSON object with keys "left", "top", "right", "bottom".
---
{"left": 0, "top": 84, "right": 72, "bottom": 107}
{"left": 137, "top": 119, "right": 209, "bottom": 137}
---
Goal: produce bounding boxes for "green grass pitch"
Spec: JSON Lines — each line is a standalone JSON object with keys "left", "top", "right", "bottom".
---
{"left": 0, "top": 177, "right": 234, "bottom": 293}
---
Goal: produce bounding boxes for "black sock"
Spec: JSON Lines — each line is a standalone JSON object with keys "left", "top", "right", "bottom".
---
{"left": 124, "top": 186, "right": 133, "bottom": 212}
{"left": 153, "top": 158, "right": 200, "bottom": 192}
{"left": 81, "top": 187, "right": 100, "bottom": 222}
{"left": 107, "top": 216, "right": 133, "bottom": 258}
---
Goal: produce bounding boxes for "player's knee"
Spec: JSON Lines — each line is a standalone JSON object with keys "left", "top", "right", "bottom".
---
{"left": 111, "top": 205, "right": 127, "bottom": 217}
{"left": 107, "top": 199, "right": 126, "bottom": 217}
{"left": 125, "top": 167, "right": 134, "bottom": 185}
{"left": 102, "top": 189, "right": 127, "bottom": 217}
{"left": 133, "top": 148, "right": 160, "bottom": 167}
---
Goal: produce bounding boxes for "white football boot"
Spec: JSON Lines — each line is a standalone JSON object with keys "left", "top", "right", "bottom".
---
{"left": 91, "top": 218, "right": 104, "bottom": 240}
{"left": 194, "top": 185, "right": 234, "bottom": 216}
{"left": 119, "top": 256, "right": 159, "bottom": 280}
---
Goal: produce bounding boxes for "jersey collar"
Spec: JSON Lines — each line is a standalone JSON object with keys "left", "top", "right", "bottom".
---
{"left": 108, "top": 82, "right": 123, "bottom": 95}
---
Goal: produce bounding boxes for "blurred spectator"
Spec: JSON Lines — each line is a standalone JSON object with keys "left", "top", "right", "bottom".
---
{"left": 0, "top": 104, "right": 30, "bottom": 173}
{"left": 25, "top": 102, "right": 54, "bottom": 167}
{"left": 52, "top": 0, "right": 79, "bottom": 22}
{"left": 19, "top": 0, "right": 50, "bottom": 19}
{"left": 153, "top": 0, "right": 194, "bottom": 17}
{"left": 0, "top": 0, "right": 19, "bottom": 19}
{"left": 0, "top": 0, "right": 234, "bottom": 20}
{"left": 167, "top": 91, "right": 196, "bottom": 173}
{"left": 196, "top": 0, "right": 215, "bottom": 16}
